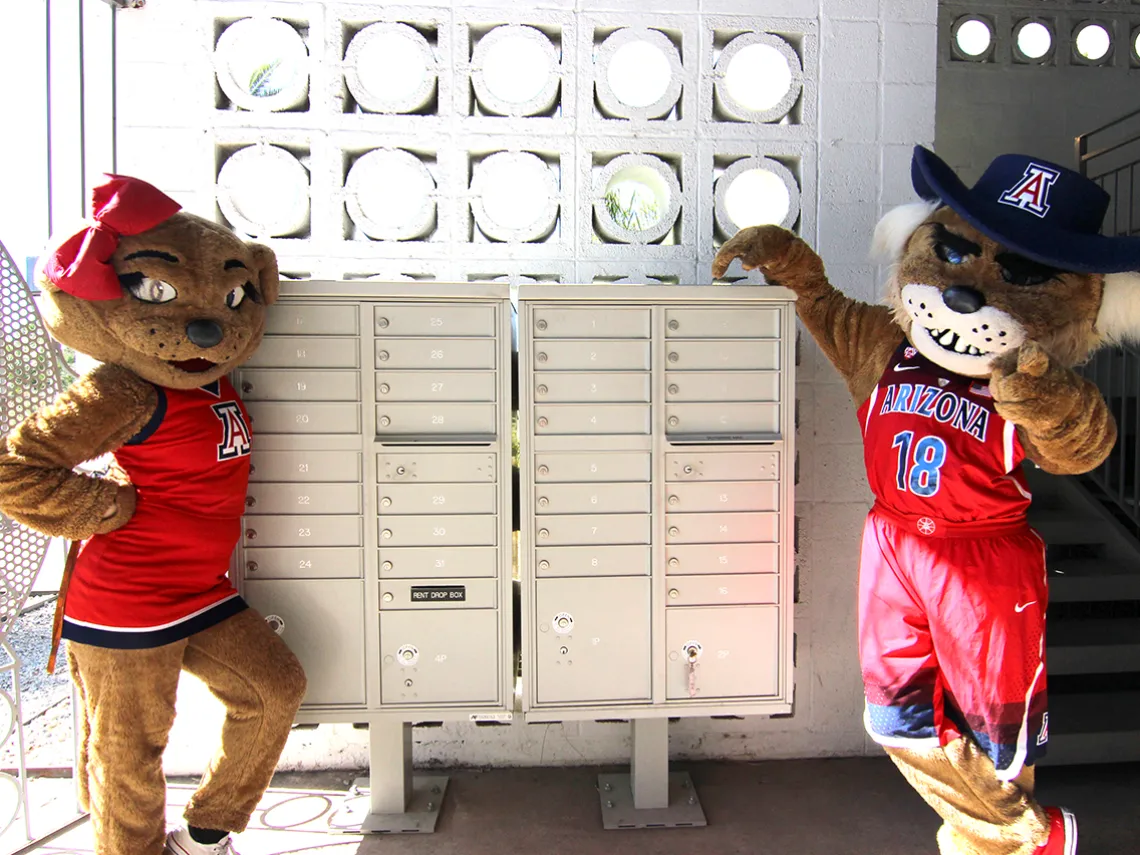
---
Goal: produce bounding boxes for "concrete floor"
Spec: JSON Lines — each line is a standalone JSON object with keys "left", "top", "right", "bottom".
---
{"left": 10, "top": 757, "right": 1140, "bottom": 855}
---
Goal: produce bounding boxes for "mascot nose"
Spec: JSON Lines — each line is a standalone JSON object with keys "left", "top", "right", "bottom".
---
{"left": 186, "top": 319, "right": 224, "bottom": 349}
{"left": 942, "top": 286, "right": 985, "bottom": 314}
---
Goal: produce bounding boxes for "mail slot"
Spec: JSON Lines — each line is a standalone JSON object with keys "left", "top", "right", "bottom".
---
{"left": 665, "top": 339, "right": 780, "bottom": 371}
{"left": 237, "top": 369, "right": 361, "bottom": 402}
{"left": 664, "top": 512, "right": 780, "bottom": 544}
{"left": 378, "top": 483, "right": 496, "bottom": 515}
{"left": 245, "top": 482, "right": 362, "bottom": 515}
{"left": 531, "top": 307, "right": 650, "bottom": 339}
{"left": 666, "top": 543, "right": 780, "bottom": 575}
{"left": 250, "top": 450, "right": 362, "bottom": 483}
{"left": 376, "top": 338, "right": 496, "bottom": 370}
{"left": 665, "top": 481, "right": 779, "bottom": 513}
{"left": 379, "top": 546, "right": 498, "bottom": 578}
{"left": 243, "top": 547, "right": 364, "bottom": 580}
{"left": 245, "top": 402, "right": 361, "bottom": 434}
{"left": 535, "top": 514, "right": 650, "bottom": 546}
{"left": 243, "top": 515, "right": 363, "bottom": 548}
{"left": 264, "top": 304, "right": 359, "bottom": 336}
{"left": 378, "top": 453, "right": 497, "bottom": 483}
{"left": 534, "top": 452, "right": 651, "bottom": 483}
{"left": 246, "top": 336, "right": 360, "bottom": 369}
{"left": 534, "top": 545, "right": 651, "bottom": 577}
{"left": 666, "top": 452, "right": 780, "bottom": 482}
{"left": 665, "top": 573, "right": 779, "bottom": 606}
{"left": 379, "top": 578, "right": 497, "bottom": 610}
{"left": 375, "top": 403, "right": 496, "bottom": 436}
{"left": 534, "top": 404, "right": 650, "bottom": 435}
{"left": 376, "top": 371, "right": 496, "bottom": 402}
{"left": 375, "top": 304, "right": 496, "bottom": 337}
{"left": 379, "top": 514, "right": 497, "bottom": 547}
{"left": 664, "top": 308, "right": 781, "bottom": 339}
{"left": 665, "top": 371, "right": 779, "bottom": 403}
{"left": 533, "top": 340, "right": 650, "bottom": 371}
{"left": 534, "top": 483, "right": 650, "bottom": 515}
{"left": 534, "top": 372, "right": 650, "bottom": 403}
{"left": 665, "top": 403, "right": 780, "bottom": 436}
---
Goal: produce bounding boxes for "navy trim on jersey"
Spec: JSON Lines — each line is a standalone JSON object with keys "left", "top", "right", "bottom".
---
{"left": 124, "top": 386, "right": 168, "bottom": 446}
{"left": 201, "top": 380, "right": 222, "bottom": 398}
{"left": 60, "top": 596, "right": 248, "bottom": 649}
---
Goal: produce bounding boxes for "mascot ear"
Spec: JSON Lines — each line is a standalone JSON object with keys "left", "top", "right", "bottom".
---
{"left": 870, "top": 200, "right": 940, "bottom": 263}
{"left": 1096, "top": 271, "right": 1140, "bottom": 346}
{"left": 248, "top": 242, "right": 280, "bottom": 306}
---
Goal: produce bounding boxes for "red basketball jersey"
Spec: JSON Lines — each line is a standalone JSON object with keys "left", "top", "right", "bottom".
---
{"left": 62, "top": 378, "right": 253, "bottom": 648}
{"left": 855, "top": 343, "right": 1031, "bottom": 525}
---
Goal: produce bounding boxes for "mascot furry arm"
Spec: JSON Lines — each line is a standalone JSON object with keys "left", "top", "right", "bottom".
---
{"left": 713, "top": 149, "right": 1140, "bottom": 476}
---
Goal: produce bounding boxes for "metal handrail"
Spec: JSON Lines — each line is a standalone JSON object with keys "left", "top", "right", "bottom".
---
{"left": 1075, "top": 113, "right": 1140, "bottom": 533}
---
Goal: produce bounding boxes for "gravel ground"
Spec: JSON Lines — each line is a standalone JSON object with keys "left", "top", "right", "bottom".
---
{"left": 0, "top": 596, "right": 76, "bottom": 770}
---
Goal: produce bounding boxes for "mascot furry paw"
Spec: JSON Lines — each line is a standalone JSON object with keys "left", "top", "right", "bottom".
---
{"left": 714, "top": 147, "right": 1140, "bottom": 855}
{"left": 0, "top": 175, "right": 307, "bottom": 855}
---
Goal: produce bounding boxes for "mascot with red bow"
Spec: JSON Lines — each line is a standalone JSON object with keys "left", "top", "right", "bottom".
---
{"left": 0, "top": 175, "right": 306, "bottom": 855}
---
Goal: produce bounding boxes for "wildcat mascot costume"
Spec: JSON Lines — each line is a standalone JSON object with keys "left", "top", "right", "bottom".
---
{"left": 0, "top": 175, "right": 306, "bottom": 855}
{"left": 714, "top": 147, "right": 1140, "bottom": 855}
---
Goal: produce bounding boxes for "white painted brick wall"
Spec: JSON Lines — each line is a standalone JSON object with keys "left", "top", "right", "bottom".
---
{"left": 107, "top": 0, "right": 937, "bottom": 773}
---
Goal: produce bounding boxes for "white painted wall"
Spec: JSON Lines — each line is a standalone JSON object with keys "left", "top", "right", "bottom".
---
{"left": 102, "top": 0, "right": 938, "bottom": 773}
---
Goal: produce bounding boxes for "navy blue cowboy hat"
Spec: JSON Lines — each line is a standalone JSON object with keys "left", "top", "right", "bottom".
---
{"left": 910, "top": 145, "right": 1140, "bottom": 274}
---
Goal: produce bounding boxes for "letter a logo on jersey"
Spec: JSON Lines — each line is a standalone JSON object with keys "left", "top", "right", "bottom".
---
{"left": 212, "top": 401, "right": 252, "bottom": 461}
{"left": 998, "top": 163, "right": 1060, "bottom": 219}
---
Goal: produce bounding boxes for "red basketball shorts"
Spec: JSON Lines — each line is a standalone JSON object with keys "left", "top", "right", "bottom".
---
{"left": 858, "top": 505, "right": 1049, "bottom": 780}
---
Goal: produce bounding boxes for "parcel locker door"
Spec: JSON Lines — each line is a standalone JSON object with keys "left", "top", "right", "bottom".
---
{"left": 380, "top": 610, "right": 500, "bottom": 705}
{"left": 243, "top": 580, "right": 366, "bottom": 707}
{"left": 534, "top": 577, "right": 651, "bottom": 704}
{"left": 665, "top": 606, "right": 780, "bottom": 700}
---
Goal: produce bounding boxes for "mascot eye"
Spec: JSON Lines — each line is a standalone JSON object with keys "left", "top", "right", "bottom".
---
{"left": 127, "top": 277, "right": 178, "bottom": 304}
{"left": 934, "top": 243, "right": 966, "bottom": 265}
{"left": 1001, "top": 268, "right": 1052, "bottom": 287}
{"left": 225, "top": 285, "right": 246, "bottom": 309}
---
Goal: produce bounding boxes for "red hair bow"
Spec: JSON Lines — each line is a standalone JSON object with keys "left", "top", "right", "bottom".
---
{"left": 43, "top": 174, "right": 182, "bottom": 301}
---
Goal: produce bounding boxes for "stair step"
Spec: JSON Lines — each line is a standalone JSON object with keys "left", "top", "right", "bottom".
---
{"left": 1038, "top": 691, "right": 1140, "bottom": 765}
{"left": 1048, "top": 560, "right": 1140, "bottom": 602}
{"left": 1047, "top": 619, "right": 1140, "bottom": 675}
{"left": 1028, "top": 510, "right": 1111, "bottom": 545}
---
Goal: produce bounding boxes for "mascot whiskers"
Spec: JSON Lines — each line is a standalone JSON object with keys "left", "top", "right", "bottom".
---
{"left": 0, "top": 175, "right": 306, "bottom": 855}
{"left": 714, "top": 146, "right": 1140, "bottom": 855}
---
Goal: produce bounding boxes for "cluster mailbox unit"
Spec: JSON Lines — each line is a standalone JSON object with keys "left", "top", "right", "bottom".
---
{"left": 518, "top": 285, "right": 797, "bottom": 828}
{"left": 233, "top": 283, "right": 516, "bottom": 833}
{"left": 229, "top": 281, "right": 796, "bottom": 832}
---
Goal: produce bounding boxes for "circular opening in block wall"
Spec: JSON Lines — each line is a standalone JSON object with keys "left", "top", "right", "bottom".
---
{"left": 472, "top": 25, "right": 560, "bottom": 116}
{"left": 470, "top": 152, "right": 559, "bottom": 242}
{"left": 214, "top": 17, "right": 309, "bottom": 111}
{"left": 594, "top": 28, "right": 683, "bottom": 120}
{"left": 1015, "top": 21, "right": 1053, "bottom": 60}
{"left": 714, "top": 158, "right": 800, "bottom": 236}
{"left": 1075, "top": 23, "right": 1111, "bottom": 62}
{"left": 593, "top": 154, "right": 681, "bottom": 245}
{"left": 715, "top": 33, "right": 802, "bottom": 122}
{"left": 217, "top": 145, "right": 310, "bottom": 237}
{"left": 344, "top": 23, "right": 436, "bottom": 114}
{"left": 345, "top": 149, "right": 436, "bottom": 241}
{"left": 954, "top": 18, "right": 992, "bottom": 58}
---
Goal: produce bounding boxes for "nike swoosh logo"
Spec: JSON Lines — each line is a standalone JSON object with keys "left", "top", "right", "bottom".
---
{"left": 894, "top": 365, "right": 920, "bottom": 372}
{"left": 1014, "top": 601, "right": 1037, "bottom": 613}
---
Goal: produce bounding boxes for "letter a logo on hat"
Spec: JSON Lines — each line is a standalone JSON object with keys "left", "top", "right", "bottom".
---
{"left": 998, "top": 162, "right": 1060, "bottom": 219}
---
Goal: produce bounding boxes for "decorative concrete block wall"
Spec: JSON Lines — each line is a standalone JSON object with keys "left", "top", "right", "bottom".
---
{"left": 936, "top": 0, "right": 1140, "bottom": 182}
{"left": 111, "top": 0, "right": 937, "bottom": 772}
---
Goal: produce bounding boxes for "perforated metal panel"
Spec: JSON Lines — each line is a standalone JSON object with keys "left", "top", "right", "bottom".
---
{"left": 0, "top": 242, "right": 69, "bottom": 630}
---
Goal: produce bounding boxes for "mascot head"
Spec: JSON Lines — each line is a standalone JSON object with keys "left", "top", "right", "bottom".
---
{"left": 872, "top": 146, "right": 1140, "bottom": 377}
{"left": 36, "top": 174, "right": 279, "bottom": 389}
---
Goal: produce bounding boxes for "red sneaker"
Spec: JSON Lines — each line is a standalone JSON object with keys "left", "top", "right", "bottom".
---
{"left": 1035, "top": 806, "right": 1077, "bottom": 855}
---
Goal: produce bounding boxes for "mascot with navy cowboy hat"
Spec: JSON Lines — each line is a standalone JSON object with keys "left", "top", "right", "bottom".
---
{"left": 714, "top": 146, "right": 1140, "bottom": 855}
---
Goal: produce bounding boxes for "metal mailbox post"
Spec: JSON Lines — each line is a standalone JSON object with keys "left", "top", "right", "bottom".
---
{"left": 518, "top": 285, "right": 798, "bottom": 829}
{"left": 232, "top": 283, "right": 515, "bottom": 833}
